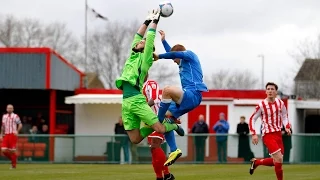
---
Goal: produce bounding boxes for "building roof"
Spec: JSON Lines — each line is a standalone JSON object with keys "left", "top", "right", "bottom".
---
{"left": 294, "top": 58, "right": 320, "bottom": 81}
{"left": 0, "top": 47, "right": 85, "bottom": 90}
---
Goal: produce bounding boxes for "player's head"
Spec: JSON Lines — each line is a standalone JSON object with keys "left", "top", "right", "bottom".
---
{"left": 6, "top": 104, "right": 14, "bottom": 113}
{"left": 198, "top": 114, "right": 205, "bottom": 122}
{"left": 118, "top": 116, "right": 123, "bottom": 125}
{"left": 132, "top": 38, "right": 155, "bottom": 53}
{"left": 170, "top": 44, "right": 186, "bottom": 65}
{"left": 265, "top": 82, "right": 278, "bottom": 99}
{"left": 240, "top": 116, "right": 245, "bottom": 123}
{"left": 219, "top": 112, "right": 225, "bottom": 120}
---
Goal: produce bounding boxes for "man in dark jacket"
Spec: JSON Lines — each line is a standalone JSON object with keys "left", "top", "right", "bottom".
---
{"left": 237, "top": 116, "right": 254, "bottom": 162}
{"left": 191, "top": 114, "right": 209, "bottom": 163}
{"left": 114, "top": 116, "right": 129, "bottom": 163}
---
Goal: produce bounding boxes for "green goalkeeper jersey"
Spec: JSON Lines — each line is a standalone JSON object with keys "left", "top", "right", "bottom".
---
{"left": 115, "top": 28, "right": 156, "bottom": 93}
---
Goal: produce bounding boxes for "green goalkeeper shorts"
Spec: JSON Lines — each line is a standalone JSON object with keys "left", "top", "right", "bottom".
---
{"left": 122, "top": 94, "right": 159, "bottom": 130}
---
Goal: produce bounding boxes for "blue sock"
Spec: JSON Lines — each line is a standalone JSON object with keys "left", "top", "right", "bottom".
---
{"left": 157, "top": 99, "right": 172, "bottom": 123}
{"left": 165, "top": 131, "right": 177, "bottom": 152}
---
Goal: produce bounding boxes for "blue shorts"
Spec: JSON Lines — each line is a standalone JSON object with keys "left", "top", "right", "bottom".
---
{"left": 168, "top": 89, "right": 202, "bottom": 118}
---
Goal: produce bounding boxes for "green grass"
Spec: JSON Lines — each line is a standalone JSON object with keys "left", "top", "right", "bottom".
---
{"left": 0, "top": 164, "right": 319, "bottom": 180}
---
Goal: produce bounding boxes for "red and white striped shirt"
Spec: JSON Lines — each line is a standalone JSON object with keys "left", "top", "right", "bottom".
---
{"left": 142, "top": 80, "right": 161, "bottom": 114}
{"left": 2, "top": 113, "right": 21, "bottom": 134}
{"left": 249, "top": 98, "right": 290, "bottom": 135}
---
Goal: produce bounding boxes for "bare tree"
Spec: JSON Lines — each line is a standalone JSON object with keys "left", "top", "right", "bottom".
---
{"left": 0, "top": 14, "right": 81, "bottom": 65}
{"left": 206, "top": 69, "right": 259, "bottom": 89}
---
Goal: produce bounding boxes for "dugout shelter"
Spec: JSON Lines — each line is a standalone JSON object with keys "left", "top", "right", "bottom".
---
{"left": 0, "top": 47, "right": 85, "bottom": 161}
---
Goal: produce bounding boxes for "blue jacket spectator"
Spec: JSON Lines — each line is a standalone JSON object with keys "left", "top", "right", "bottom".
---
{"left": 213, "top": 113, "right": 230, "bottom": 142}
{"left": 213, "top": 112, "right": 230, "bottom": 163}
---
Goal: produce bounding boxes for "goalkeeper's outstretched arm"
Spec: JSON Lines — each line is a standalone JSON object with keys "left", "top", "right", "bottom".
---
{"left": 131, "top": 10, "right": 157, "bottom": 49}
{"left": 143, "top": 11, "right": 161, "bottom": 66}
{"left": 137, "top": 20, "right": 151, "bottom": 37}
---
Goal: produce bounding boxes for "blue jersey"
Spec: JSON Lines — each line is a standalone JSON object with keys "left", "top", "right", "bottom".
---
{"left": 159, "top": 40, "right": 208, "bottom": 92}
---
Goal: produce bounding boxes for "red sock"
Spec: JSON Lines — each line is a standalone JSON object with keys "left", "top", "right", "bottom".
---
{"left": 255, "top": 158, "right": 274, "bottom": 167}
{"left": 11, "top": 153, "right": 17, "bottom": 168}
{"left": 3, "top": 151, "right": 12, "bottom": 161}
{"left": 274, "top": 162, "right": 283, "bottom": 180}
{"left": 163, "top": 165, "right": 170, "bottom": 175}
{"left": 152, "top": 148, "right": 166, "bottom": 178}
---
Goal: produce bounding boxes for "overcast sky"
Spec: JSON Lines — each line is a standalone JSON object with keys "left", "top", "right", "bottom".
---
{"left": 2, "top": 0, "right": 320, "bottom": 92}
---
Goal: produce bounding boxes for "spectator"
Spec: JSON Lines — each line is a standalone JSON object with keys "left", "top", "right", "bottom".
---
{"left": 213, "top": 112, "right": 229, "bottom": 163}
{"left": 114, "top": 116, "right": 129, "bottom": 164}
{"left": 20, "top": 116, "right": 32, "bottom": 134}
{"left": 41, "top": 124, "right": 49, "bottom": 134}
{"left": 29, "top": 125, "right": 39, "bottom": 143}
{"left": 237, "top": 116, "right": 254, "bottom": 162}
{"left": 191, "top": 114, "right": 209, "bottom": 163}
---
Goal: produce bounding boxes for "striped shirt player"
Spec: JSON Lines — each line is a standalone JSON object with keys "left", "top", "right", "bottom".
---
{"left": 1, "top": 112, "right": 21, "bottom": 150}
{"left": 248, "top": 82, "right": 291, "bottom": 180}
{"left": 0, "top": 104, "right": 22, "bottom": 169}
{"left": 142, "top": 79, "right": 164, "bottom": 142}
{"left": 249, "top": 98, "right": 290, "bottom": 137}
{"left": 142, "top": 79, "right": 175, "bottom": 180}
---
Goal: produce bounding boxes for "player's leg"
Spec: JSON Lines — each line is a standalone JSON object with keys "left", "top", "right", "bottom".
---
{"left": 164, "top": 90, "right": 202, "bottom": 166}
{"left": 149, "top": 133, "right": 175, "bottom": 180}
{"left": 124, "top": 95, "right": 181, "bottom": 144}
{"left": 272, "top": 134, "right": 285, "bottom": 180}
{"left": 157, "top": 86, "right": 184, "bottom": 123}
{"left": 9, "top": 134, "right": 18, "bottom": 169}
{"left": 122, "top": 96, "right": 147, "bottom": 144}
{"left": 162, "top": 103, "right": 181, "bottom": 166}
{"left": 1, "top": 136, "right": 12, "bottom": 162}
{"left": 149, "top": 135, "right": 166, "bottom": 179}
{"left": 249, "top": 133, "right": 277, "bottom": 175}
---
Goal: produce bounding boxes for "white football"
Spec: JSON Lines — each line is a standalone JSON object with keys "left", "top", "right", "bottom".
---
{"left": 159, "top": 1, "right": 174, "bottom": 18}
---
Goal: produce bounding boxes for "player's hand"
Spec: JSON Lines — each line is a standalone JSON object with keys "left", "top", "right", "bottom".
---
{"left": 159, "top": 30, "right": 166, "bottom": 41}
{"left": 285, "top": 128, "right": 291, "bottom": 135}
{"left": 153, "top": 8, "right": 161, "bottom": 21}
{"left": 153, "top": 53, "right": 159, "bottom": 61}
{"left": 0, "top": 136, "right": 2, "bottom": 140}
{"left": 146, "top": 9, "right": 160, "bottom": 21}
{"left": 146, "top": 10, "right": 154, "bottom": 21}
{"left": 251, "top": 134, "right": 259, "bottom": 145}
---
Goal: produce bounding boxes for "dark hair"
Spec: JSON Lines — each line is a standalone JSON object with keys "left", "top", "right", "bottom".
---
{"left": 170, "top": 44, "right": 186, "bottom": 52}
{"left": 265, "top": 82, "right": 278, "bottom": 90}
{"left": 240, "top": 116, "right": 245, "bottom": 119}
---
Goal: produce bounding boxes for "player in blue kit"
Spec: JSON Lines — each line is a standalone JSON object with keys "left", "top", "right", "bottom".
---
{"left": 153, "top": 30, "right": 208, "bottom": 166}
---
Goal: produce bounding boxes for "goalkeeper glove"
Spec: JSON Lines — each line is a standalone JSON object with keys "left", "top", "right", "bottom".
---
{"left": 144, "top": 9, "right": 161, "bottom": 25}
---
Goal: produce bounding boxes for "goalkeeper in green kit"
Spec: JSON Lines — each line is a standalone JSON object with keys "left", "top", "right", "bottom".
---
{"left": 115, "top": 9, "right": 184, "bottom": 144}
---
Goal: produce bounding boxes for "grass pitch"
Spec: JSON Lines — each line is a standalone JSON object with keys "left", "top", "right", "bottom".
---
{"left": 0, "top": 164, "right": 319, "bottom": 180}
